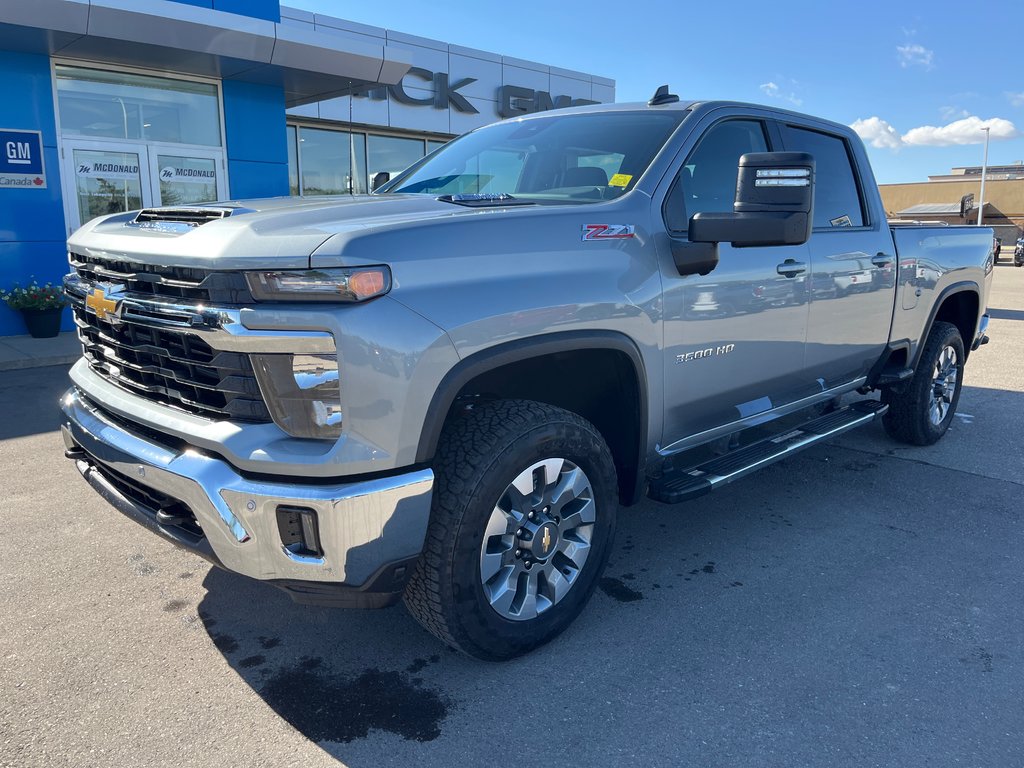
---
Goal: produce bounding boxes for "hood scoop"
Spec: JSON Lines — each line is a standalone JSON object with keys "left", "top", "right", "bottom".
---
{"left": 129, "top": 206, "right": 254, "bottom": 232}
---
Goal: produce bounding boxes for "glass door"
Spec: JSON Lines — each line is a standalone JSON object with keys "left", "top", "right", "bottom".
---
{"left": 149, "top": 147, "right": 226, "bottom": 208}
{"left": 61, "top": 140, "right": 227, "bottom": 233}
{"left": 63, "top": 141, "right": 150, "bottom": 232}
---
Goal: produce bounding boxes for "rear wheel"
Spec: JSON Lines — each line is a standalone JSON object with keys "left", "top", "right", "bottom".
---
{"left": 403, "top": 399, "right": 617, "bottom": 661}
{"left": 882, "top": 321, "right": 965, "bottom": 446}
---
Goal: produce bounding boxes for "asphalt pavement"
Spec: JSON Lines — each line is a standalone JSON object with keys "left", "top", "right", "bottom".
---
{"left": 1, "top": 266, "right": 1022, "bottom": 768}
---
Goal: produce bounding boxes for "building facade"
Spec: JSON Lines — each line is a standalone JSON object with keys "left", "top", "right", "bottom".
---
{"left": 879, "top": 168, "right": 1024, "bottom": 247}
{"left": 0, "top": 1, "right": 614, "bottom": 336}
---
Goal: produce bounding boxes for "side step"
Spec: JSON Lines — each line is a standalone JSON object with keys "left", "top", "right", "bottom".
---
{"left": 648, "top": 400, "right": 888, "bottom": 504}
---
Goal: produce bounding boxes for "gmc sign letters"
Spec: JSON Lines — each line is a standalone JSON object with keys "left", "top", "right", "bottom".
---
{"left": 353, "top": 68, "right": 598, "bottom": 119}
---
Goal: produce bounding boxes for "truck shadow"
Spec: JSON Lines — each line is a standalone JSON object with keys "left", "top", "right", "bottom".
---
{"left": 0, "top": 365, "right": 71, "bottom": 440}
{"left": 194, "top": 385, "right": 1023, "bottom": 767}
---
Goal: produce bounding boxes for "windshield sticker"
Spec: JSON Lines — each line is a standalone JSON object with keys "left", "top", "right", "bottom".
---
{"left": 582, "top": 224, "right": 636, "bottom": 241}
{"left": 830, "top": 214, "right": 853, "bottom": 227}
{"left": 608, "top": 173, "right": 633, "bottom": 188}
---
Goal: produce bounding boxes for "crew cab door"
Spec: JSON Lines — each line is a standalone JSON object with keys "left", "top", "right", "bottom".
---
{"left": 777, "top": 123, "right": 895, "bottom": 387}
{"left": 656, "top": 114, "right": 812, "bottom": 449}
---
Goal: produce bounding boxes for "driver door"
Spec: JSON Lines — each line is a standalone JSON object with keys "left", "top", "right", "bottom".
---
{"left": 657, "top": 115, "right": 812, "bottom": 451}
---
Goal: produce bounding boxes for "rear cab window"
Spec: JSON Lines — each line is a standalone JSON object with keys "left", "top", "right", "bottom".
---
{"left": 779, "top": 125, "right": 867, "bottom": 228}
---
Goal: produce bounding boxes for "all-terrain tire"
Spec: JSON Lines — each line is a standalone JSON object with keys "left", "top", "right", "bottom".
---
{"left": 882, "top": 321, "right": 965, "bottom": 446}
{"left": 403, "top": 399, "right": 618, "bottom": 661}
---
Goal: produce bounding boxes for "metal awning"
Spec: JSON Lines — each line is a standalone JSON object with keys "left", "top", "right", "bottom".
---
{"left": 896, "top": 202, "right": 989, "bottom": 216}
{"left": 0, "top": 0, "right": 412, "bottom": 106}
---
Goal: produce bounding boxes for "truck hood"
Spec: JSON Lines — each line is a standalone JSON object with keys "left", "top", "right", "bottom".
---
{"left": 66, "top": 195, "right": 502, "bottom": 270}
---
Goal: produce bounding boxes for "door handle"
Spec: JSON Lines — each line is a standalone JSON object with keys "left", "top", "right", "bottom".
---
{"left": 776, "top": 260, "right": 806, "bottom": 278}
{"left": 871, "top": 252, "right": 893, "bottom": 267}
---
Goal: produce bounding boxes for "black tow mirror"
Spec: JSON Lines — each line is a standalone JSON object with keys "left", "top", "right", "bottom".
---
{"left": 689, "top": 152, "right": 815, "bottom": 247}
{"left": 372, "top": 172, "right": 391, "bottom": 192}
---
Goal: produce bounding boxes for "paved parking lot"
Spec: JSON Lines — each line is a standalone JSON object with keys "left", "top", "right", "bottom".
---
{"left": 2, "top": 267, "right": 1022, "bottom": 768}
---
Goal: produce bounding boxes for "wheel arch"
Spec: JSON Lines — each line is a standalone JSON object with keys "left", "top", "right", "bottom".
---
{"left": 415, "top": 331, "right": 649, "bottom": 506}
{"left": 914, "top": 282, "right": 980, "bottom": 369}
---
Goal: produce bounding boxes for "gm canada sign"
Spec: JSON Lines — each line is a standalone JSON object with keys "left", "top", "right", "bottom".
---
{"left": 0, "top": 129, "right": 47, "bottom": 189}
{"left": 352, "top": 67, "right": 599, "bottom": 119}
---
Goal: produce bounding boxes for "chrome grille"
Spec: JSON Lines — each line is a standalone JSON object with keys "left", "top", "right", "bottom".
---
{"left": 69, "top": 251, "right": 253, "bottom": 304}
{"left": 66, "top": 275, "right": 271, "bottom": 423}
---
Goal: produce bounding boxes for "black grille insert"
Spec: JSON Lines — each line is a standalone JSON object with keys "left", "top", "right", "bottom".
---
{"left": 70, "top": 302, "right": 271, "bottom": 423}
{"left": 69, "top": 252, "right": 252, "bottom": 304}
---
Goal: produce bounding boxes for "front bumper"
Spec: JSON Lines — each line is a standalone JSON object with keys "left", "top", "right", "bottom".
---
{"left": 61, "top": 387, "right": 434, "bottom": 607}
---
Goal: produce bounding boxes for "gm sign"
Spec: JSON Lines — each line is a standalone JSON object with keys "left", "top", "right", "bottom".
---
{"left": 0, "top": 129, "right": 46, "bottom": 189}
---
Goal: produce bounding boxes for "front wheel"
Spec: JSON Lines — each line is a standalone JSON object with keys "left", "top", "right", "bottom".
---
{"left": 403, "top": 399, "right": 617, "bottom": 660}
{"left": 882, "top": 321, "right": 965, "bottom": 446}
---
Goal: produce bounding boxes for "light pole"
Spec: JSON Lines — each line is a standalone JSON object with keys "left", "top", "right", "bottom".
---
{"left": 977, "top": 125, "right": 990, "bottom": 226}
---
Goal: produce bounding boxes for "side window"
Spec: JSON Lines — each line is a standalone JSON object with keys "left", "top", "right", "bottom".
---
{"left": 664, "top": 119, "right": 769, "bottom": 234}
{"left": 781, "top": 126, "right": 865, "bottom": 228}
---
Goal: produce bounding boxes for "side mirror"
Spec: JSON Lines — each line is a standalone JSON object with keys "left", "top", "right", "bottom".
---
{"left": 689, "top": 152, "right": 815, "bottom": 247}
{"left": 372, "top": 172, "right": 391, "bottom": 192}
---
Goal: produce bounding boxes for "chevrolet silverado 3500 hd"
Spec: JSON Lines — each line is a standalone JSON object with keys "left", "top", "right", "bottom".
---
{"left": 61, "top": 89, "right": 993, "bottom": 660}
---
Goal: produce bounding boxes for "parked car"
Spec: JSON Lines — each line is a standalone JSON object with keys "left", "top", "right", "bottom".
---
{"left": 1014, "top": 235, "right": 1024, "bottom": 267}
{"left": 61, "top": 90, "right": 994, "bottom": 660}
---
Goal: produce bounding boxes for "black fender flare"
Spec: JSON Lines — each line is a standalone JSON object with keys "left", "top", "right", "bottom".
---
{"left": 415, "top": 330, "right": 650, "bottom": 503}
{"left": 911, "top": 280, "right": 981, "bottom": 370}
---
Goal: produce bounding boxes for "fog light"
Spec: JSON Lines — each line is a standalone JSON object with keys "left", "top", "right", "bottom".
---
{"left": 251, "top": 353, "right": 342, "bottom": 439}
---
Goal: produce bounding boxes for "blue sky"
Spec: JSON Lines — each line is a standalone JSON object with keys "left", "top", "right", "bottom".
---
{"left": 292, "top": 0, "right": 1024, "bottom": 185}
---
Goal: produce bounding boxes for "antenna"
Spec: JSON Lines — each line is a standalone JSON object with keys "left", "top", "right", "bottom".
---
{"left": 649, "top": 85, "right": 679, "bottom": 106}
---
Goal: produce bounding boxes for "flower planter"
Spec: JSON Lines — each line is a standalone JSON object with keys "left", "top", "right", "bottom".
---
{"left": 20, "top": 307, "right": 64, "bottom": 339}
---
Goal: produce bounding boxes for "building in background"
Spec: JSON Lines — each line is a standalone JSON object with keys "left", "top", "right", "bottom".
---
{"left": 0, "top": 1, "right": 613, "bottom": 336}
{"left": 879, "top": 164, "right": 1023, "bottom": 246}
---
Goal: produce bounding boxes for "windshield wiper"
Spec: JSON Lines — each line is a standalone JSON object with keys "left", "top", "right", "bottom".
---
{"left": 435, "top": 193, "right": 537, "bottom": 207}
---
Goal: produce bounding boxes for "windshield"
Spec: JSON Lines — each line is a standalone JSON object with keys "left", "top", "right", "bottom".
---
{"left": 384, "top": 111, "right": 685, "bottom": 204}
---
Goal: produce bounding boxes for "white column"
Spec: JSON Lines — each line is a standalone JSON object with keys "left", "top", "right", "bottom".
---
{"left": 977, "top": 126, "right": 990, "bottom": 226}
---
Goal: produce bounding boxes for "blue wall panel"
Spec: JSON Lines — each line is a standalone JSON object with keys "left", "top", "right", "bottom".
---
{"left": 166, "top": 0, "right": 281, "bottom": 21}
{"left": 0, "top": 51, "right": 70, "bottom": 336}
{"left": 222, "top": 80, "right": 289, "bottom": 199}
{"left": 227, "top": 160, "right": 288, "bottom": 200}
{"left": 214, "top": 0, "right": 280, "bottom": 22}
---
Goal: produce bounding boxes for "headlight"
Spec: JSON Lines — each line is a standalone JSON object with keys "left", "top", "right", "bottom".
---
{"left": 246, "top": 267, "right": 391, "bottom": 302}
{"left": 251, "top": 353, "right": 342, "bottom": 439}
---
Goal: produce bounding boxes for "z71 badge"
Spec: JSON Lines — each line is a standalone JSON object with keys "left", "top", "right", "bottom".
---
{"left": 582, "top": 224, "right": 635, "bottom": 241}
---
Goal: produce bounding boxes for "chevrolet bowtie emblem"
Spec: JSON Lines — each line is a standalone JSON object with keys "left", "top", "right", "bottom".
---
{"left": 85, "top": 288, "right": 119, "bottom": 321}
{"left": 542, "top": 527, "right": 551, "bottom": 553}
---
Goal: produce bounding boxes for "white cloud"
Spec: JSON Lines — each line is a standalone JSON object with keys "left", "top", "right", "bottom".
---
{"left": 851, "top": 115, "right": 1018, "bottom": 150}
{"left": 1007, "top": 91, "right": 1024, "bottom": 108}
{"left": 850, "top": 117, "right": 903, "bottom": 149}
{"left": 903, "top": 116, "right": 1018, "bottom": 146}
{"left": 759, "top": 81, "right": 802, "bottom": 107}
{"left": 897, "top": 43, "right": 934, "bottom": 69}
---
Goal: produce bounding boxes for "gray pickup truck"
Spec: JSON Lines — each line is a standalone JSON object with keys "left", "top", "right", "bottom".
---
{"left": 60, "top": 88, "right": 993, "bottom": 660}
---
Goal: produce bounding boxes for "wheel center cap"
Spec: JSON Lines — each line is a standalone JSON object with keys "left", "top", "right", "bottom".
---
{"left": 530, "top": 522, "right": 559, "bottom": 560}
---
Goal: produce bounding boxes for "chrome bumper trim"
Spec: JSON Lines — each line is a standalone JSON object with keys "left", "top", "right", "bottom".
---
{"left": 63, "top": 272, "right": 335, "bottom": 354}
{"left": 972, "top": 313, "right": 990, "bottom": 351}
{"left": 61, "top": 388, "right": 433, "bottom": 585}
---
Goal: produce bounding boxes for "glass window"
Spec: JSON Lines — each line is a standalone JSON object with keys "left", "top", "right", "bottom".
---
{"left": 368, "top": 135, "right": 425, "bottom": 183}
{"left": 388, "top": 111, "right": 684, "bottom": 203}
{"left": 156, "top": 155, "right": 218, "bottom": 206}
{"left": 71, "top": 148, "right": 144, "bottom": 224}
{"left": 665, "top": 120, "right": 769, "bottom": 233}
{"left": 56, "top": 65, "right": 221, "bottom": 147}
{"left": 287, "top": 125, "right": 299, "bottom": 196}
{"left": 781, "top": 126, "right": 865, "bottom": 228}
{"left": 427, "top": 140, "right": 448, "bottom": 153}
{"left": 298, "top": 127, "right": 367, "bottom": 195}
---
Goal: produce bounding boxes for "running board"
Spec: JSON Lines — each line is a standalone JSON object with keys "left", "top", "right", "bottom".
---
{"left": 648, "top": 400, "right": 888, "bottom": 504}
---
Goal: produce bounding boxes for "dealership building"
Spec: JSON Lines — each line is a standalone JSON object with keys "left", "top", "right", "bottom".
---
{"left": 0, "top": 0, "right": 614, "bottom": 336}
